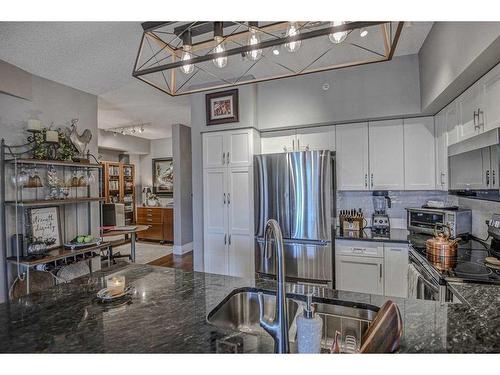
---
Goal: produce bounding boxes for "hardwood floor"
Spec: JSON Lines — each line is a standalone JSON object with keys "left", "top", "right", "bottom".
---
{"left": 148, "top": 251, "right": 193, "bottom": 272}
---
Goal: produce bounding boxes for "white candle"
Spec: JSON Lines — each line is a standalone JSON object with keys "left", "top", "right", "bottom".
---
{"left": 107, "top": 275, "right": 126, "bottom": 296}
{"left": 45, "top": 130, "right": 59, "bottom": 143}
{"left": 27, "top": 119, "right": 42, "bottom": 131}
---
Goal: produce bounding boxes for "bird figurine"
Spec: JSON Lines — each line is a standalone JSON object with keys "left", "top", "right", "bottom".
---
{"left": 64, "top": 119, "right": 92, "bottom": 157}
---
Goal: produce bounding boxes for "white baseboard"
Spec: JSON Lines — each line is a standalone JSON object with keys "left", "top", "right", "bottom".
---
{"left": 173, "top": 242, "right": 193, "bottom": 255}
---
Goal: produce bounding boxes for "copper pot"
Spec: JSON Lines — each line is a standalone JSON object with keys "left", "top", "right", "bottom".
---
{"left": 426, "top": 224, "right": 460, "bottom": 270}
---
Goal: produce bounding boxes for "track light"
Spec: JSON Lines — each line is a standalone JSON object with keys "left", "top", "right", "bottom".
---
{"left": 246, "top": 22, "right": 262, "bottom": 61}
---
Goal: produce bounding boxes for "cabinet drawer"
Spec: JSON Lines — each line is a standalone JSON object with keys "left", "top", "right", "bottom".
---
{"left": 137, "top": 224, "right": 163, "bottom": 240}
{"left": 137, "top": 209, "right": 163, "bottom": 223}
{"left": 335, "top": 240, "right": 384, "bottom": 258}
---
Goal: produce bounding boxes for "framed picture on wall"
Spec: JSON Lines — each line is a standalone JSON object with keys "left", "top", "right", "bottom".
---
{"left": 206, "top": 89, "right": 239, "bottom": 125}
{"left": 152, "top": 157, "right": 173, "bottom": 197}
{"left": 26, "top": 206, "right": 62, "bottom": 250}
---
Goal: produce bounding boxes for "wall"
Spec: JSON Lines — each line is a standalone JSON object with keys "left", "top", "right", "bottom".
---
{"left": 257, "top": 54, "right": 421, "bottom": 130}
{"left": 0, "top": 60, "right": 98, "bottom": 303}
{"left": 457, "top": 197, "right": 500, "bottom": 240}
{"left": 419, "top": 22, "right": 500, "bottom": 113}
{"left": 98, "top": 129, "right": 150, "bottom": 155}
{"left": 139, "top": 137, "right": 173, "bottom": 206}
{"left": 172, "top": 124, "right": 193, "bottom": 254}
{"left": 98, "top": 148, "right": 121, "bottom": 162}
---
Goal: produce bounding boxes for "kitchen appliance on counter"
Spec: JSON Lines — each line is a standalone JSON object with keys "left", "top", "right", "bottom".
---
{"left": 406, "top": 207, "right": 472, "bottom": 238}
{"left": 371, "top": 191, "right": 391, "bottom": 235}
{"left": 254, "top": 150, "right": 334, "bottom": 286}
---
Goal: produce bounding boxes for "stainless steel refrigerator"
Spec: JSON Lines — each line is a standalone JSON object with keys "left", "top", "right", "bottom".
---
{"left": 254, "top": 150, "right": 335, "bottom": 286}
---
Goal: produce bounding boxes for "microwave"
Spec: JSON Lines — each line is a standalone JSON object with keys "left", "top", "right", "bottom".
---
{"left": 406, "top": 208, "right": 472, "bottom": 237}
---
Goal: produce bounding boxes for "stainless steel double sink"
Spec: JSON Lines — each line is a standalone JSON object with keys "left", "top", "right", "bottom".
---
{"left": 207, "top": 288, "right": 379, "bottom": 351}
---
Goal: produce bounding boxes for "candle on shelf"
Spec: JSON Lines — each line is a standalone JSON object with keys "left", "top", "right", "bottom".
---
{"left": 45, "top": 129, "right": 59, "bottom": 143}
{"left": 27, "top": 119, "right": 42, "bottom": 131}
{"left": 107, "top": 275, "right": 126, "bottom": 296}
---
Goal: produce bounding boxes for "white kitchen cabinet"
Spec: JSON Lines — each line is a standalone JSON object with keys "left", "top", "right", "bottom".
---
{"left": 435, "top": 109, "right": 448, "bottom": 190}
{"left": 203, "top": 129, "right": 258, "bottom": 168}
{"left": 368, "top": 119, "right": 405, "bottom": 190}
{"left": 384, "top": 245, "right": 409, "bottom": 298}
{"left": 404, "top": 117, "right": 436, "bottom": 190}
{"left": 483, "top": 63, "right": 500, "bottom": 132}
{"left": 203, "top": 130, "right": 257, "bottom": 279}
{"left": 445, "top": 101, "right": 459, "bottom": 146}
{"left": 336, "top": 255, "right": 384, "bottom": 296}
{"left": 481, "top": 145, "right": 499, "bottom": 190}
{"left": 296, "top": 126, "right": 335, "bottom": 151}
{"left": 260, "top": 129, "right": 296, "bottom": 153}
{"left": 336, "top": 122, "right": 369, "bottom": 190}
{"left": 457, "top": 84, "right": 483, "bottom": 142}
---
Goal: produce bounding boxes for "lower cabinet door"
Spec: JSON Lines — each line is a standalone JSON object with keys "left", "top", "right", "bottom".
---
{"left": 384, "top": 245, "right": 409, "bottom": 298}
{"left": 335, "top": 255, "right": 384, "bottom": 295}
{"left": 204, "top": 233, "right": 228, "bottom": 275}
{"left": 228, "top": 234, "right": 254, "bottom": 279}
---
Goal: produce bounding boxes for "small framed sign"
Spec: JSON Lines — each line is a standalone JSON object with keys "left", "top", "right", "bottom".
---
{"left": 206, "top": 89, "right": 239, "bottom": 125}
{"left": 27, "top": 206, "right": 62, "bottom": 249}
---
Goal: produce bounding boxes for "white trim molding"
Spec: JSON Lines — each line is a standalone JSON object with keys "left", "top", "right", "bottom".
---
{"left": 173, "top": 242, "right": 193, "bottom": 255}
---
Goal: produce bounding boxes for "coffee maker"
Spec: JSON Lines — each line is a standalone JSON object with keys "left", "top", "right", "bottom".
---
{"left": 372, "top": 191, "right": 391, "bottom": 234}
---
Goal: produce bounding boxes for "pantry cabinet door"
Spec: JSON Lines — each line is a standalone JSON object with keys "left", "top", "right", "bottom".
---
{"left": 296, "top": 126, "right": 335, "bottom": 151}
{"left": 336, "top": 255, "right": 384, "bottom": 295}
{"left": 483, "top": 64, "right": 500, "bottom": 132}
{"left": 203, "top": 133, "right": 225, "bottom": 168}
{"left": 204, "top": 233, "right": 228, "bottom": 275}
{"left": 228, "top": 233, "right": 254, "bottom": 279}
{"left": 369, "top": 119, "right": 405, "bottom": 190}
{"left": 458, "top": 84, "right": 482, "bottom": 142}
{"left": 226, "top": 130, "right": 253, "bottom": 167}
{"left": 404, "top": 117, "right": 436, "bottom": 190}
{"left": 260, "top": 130, "right": 296, "bottom": 154}
{"left": 336, "top": 123, "right": 369, "bottom": 190}
{"left": 435, "top": 110, "right": 449, "bottom": 190}
{"left": 384, "top": 244, "right": 409, "bottom": 298}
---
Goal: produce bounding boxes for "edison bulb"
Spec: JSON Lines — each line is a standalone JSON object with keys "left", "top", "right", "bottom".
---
{"left": 329, "top": 21, "right": 348, "bottom": 44}
{"left": 285, "top": 22, "right": 301, "bottom": 53}
{"left": 180, "top": 46, "right": 194, "bottom": 74}
{"left": 212, "top": 36, "right": 227, "bottom": 68}
{"left": 246, "top": 28, "right": 262, "bottom": 61}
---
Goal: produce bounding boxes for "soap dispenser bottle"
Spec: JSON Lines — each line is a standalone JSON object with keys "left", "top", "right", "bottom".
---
{"left": 297, "top": 293, "right": 323, "bottom": 353}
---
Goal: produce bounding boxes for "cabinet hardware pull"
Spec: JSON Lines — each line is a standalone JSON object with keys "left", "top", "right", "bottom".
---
{"left": 353, "top": 248, "right": 365, "bottom": 252}
{"left": 440, "top": 172, "right": 446, "bottom": 186}
{"left": 227, "top": 152, "right": 230, "bottom": 164}
{"left": 229, "top": 235, "right": 232, "bottom": 245}
{"left": 486, "top": 170, "right": 490, "bottom": 186}
{"left": 297, "top": 138, "right": 300, "bottom": 150}
{"left": 292, "top": 139, "right": 295, "bottom": 151}
{"left": 478, "top": 108, "right": 483, "bottom": 128}
{"left": 473, "top": 110, "right": 478, "bottom": 129}
{"left": 364, "top": 174, "right": 368, "bottom": 188}
{"left": 223, "top": 193, "right": 226, "bottom": 204}
{"left": 227, "top": 193, "right": 231, "bottom": 205}
{"left": 379, "top": 264, "right": 382, "bottom": 280}
{"left": 371, "top": 173, "right": 374, "bottom": 187}
{"left": 224, "top": 234, "right": 227, "bottom": 245}
{"left": 222, "top": 152, "right": 226, "bottom": 165}
{"left": 493, "top": 170, "right": 496, "bottom": 186}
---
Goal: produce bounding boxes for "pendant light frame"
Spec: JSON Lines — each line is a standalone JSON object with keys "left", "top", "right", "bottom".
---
{"left": 133, "top": 21, "right": 404, "bottom": 96}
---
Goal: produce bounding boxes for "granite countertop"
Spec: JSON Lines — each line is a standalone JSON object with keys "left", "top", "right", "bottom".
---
{"left": 335, "top": 227, "right": 410, "bottom": 243}
{"left": 0, "top": 264, "right": 499, "bottom": 353}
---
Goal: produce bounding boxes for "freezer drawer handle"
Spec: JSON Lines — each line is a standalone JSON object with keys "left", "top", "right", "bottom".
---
{"left": 379, "top": 264, "right": 383, "bottom": 280}
{"left": 353, "top": 248, "right": 366, "bottom": 253}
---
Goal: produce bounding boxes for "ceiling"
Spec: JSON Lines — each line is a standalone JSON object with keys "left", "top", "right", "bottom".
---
{"left": 0, "top": 21, "right": 432, "bottom": 139}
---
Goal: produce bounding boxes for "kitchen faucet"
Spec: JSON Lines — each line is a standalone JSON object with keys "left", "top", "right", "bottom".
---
{"left": 258, "top": 219, "right": 289, "bottom": 354}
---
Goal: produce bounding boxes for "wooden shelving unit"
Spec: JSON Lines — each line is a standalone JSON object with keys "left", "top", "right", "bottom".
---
{"left": 101, "top": 161, "right": 136, "bottom": 224}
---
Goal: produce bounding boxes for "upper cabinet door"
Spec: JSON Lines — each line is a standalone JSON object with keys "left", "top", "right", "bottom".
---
{"left": 458, "top": 84, "right": 482, "bottom": 142}
{"left": 482, "top": 64, "right": 500, "bottom": 132}
{"left": 336, "top": 123, "right": 369, "bottom": 191}
{"left": 296, "top": 126, "right": 336, "bottom": 151}
{"left": 435, "top": 110, "right": 449, "bottom": 190}
{"left": 226, "top": 130, "right": 253, "bottom": 167}
{"left": 369, "top": 119, "right": 405, "bottom": 190}
{"left": 260, "top": 129, "right": 296, "bottom": 154}
{"left": 449, "top": 149, "right": 487, "bottom": 190}
{"left": 203, "top": 133, "right": 225, "bottom": 168}
{"left": 404, "top": 117, "right": 436, "bottom": 190}
{"left": 445, "top": 101, "right": 459, "bottom": 146}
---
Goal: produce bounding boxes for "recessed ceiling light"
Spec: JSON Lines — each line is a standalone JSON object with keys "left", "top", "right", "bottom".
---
{"left": 272, "top": 46, "right": 280, "bottom": 55}
{"left": 360, "top": 29, "right": 368, "bottom": 37}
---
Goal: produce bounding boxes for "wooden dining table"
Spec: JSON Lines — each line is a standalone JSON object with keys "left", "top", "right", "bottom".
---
{"left": 101, "top": 225, "right": 150, "bottom": 263}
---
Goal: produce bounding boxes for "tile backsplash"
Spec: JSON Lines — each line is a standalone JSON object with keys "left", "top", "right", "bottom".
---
{"left": 337, "top": 191, "right": 454, "bottom": 229}
{"left": 457, "top": 197, "right": 500, "bottom": 239}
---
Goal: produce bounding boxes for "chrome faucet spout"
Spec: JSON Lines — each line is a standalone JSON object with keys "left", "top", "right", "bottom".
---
{"left": 258, "top": 219, "right": 289, "bottom": 353}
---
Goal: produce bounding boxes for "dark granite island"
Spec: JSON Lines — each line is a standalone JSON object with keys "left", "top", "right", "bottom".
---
{"left": 0, "top": 264, "right": 499, "bottom": 353}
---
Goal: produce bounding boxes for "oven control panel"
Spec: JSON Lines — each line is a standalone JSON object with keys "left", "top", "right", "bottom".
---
{"left": 487, "top": 214, "right": 500, "bottom": 240}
